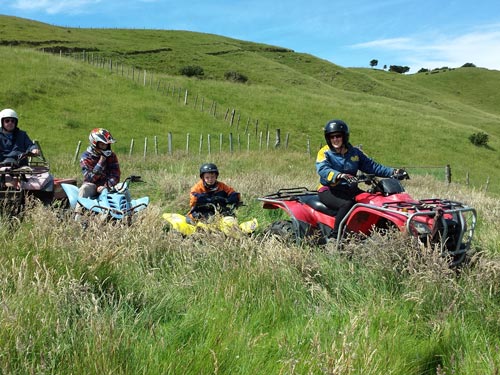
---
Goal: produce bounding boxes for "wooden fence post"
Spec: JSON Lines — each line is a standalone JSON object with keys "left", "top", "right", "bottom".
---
{"left": 229, "top": 133, "right": 233, "bottom": 153}
{"left": 186, "top": 133, "right": 190, "bottom": 154}
{"left": 184, "top": 89, "right": 188, "bottom": 105}
{"left": 445, "top": 164, "right": 452, "bottom": 183}
{"left": 143, "top": 137, "right": 148, "bottom": 160}
{"left": 199, "top": 134, "right": 203, "bottom": 155}
{"left": 73, "top": 141, "right": 81, "bottom": 163}
{"left": 275, "top": 129, "right": 281, "bottom": 148}
{"left": 207, "top": 134, "right": 211, "bottom": 155}
{"left": 229, "top": 109, "right": 235, "bottom": 127}
{"left": 129, "top": 139, "right": 134, "bottom": 156}
{"left": 168, "top": 132, "right": 172, "bottom": 155}
{"left": 245, "top": 117, "right": 250, "bottom": 134}
{"left": 154, "top": 135, "right": 158, "bottom": 155}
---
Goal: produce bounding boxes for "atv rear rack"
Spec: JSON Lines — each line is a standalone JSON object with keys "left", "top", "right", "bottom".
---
{"left": 260, "top": 187, "right": 317, "bottom": 201}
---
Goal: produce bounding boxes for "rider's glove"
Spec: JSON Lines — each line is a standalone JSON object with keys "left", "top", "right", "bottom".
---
{"left": 339, "top": 173, "right": 357, "bottom": 184}
{"left": 227, "top": 192, "right": 240, "bottom": 204}
{"left": 392, "top": 168, "right": 408, "bottom": 179}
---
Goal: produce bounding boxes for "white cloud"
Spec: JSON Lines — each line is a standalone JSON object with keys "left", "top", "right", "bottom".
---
{"left": 11, "top": 0, "right": 101, "bottom": 15}
{"left": 350, "top": 28, "right": 500, "bottom": 71}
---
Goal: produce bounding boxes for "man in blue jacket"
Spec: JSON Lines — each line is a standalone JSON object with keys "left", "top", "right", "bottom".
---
{"left": 0, "top": 108, "right": 40, "bottom": 164}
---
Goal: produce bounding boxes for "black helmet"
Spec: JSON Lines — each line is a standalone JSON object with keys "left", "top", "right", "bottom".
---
{"left": 324, "top": 119, "right": 350, "bottom": 148}
{"left": 199, "top": 163, "right": 219, "bottom": 178}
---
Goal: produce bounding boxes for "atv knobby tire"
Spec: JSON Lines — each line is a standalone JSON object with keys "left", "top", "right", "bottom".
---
{"left": 265, "top": 220, "right": 295, "bottom": 242}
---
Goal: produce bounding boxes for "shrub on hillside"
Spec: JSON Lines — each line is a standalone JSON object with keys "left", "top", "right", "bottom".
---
{"left": 462, "top": 62, "right": 476, "bottom": 68}
{"left": 224, "top": 71, "right": 248, "bottom": 83}
{"left": 179, "top": 65, "right": 204, "bottom": 78}
{"left": 389, "top": 65, "right": 410, "bottom": 74}
{"left": 469, "top": 132, "right": 489, "bottom": 147}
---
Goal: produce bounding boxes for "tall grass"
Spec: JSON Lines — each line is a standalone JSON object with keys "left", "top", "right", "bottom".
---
{"left": 1, "top": 151, "right": 499, "bottom": 374}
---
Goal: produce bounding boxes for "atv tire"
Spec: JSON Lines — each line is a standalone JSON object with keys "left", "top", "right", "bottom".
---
{"left": 265, "top": 220, "right": 295, "bottom": 242}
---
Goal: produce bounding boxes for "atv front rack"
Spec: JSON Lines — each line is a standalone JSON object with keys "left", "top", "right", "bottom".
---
{"left": 337, "top": 198, "right": 477, "bottom": 265}
{"left": 381, "top": 198, "right": 471, "bottom": 213}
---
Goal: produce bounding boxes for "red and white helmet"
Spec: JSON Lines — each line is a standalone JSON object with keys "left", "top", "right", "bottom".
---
{"left": 0, "top": 108, "right": 19, "bottom": 129}
{"left": 89, "top": 128, "right": 116, "bottom": 156}
{"left": 89, "top": 128, "right": 116, "bottom": 147}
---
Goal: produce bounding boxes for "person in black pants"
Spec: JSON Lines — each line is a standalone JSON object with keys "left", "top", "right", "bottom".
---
{"left": 316, "top": 119, "right": 400, "bottom": 239}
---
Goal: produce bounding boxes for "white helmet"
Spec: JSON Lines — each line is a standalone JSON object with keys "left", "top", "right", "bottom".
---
{"left": 0, "top": 108, "right": 19, "bottom": 129}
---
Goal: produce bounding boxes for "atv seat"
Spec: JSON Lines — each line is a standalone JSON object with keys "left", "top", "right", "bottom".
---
{"left": 299, "top": 194, "right": 338, "bottom": 216}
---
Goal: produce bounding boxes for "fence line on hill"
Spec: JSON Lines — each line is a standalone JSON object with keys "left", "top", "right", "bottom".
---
{"left": 54, "top": 50, "right": 287, "bottom": 146}
{"left": 72, "top": 130, "right": 304, "bottom": 162}
{"left": 50, "top": 50, "right": 492, "bottom": 193}
{"left": 72, "top": 135, "right": 492, "bottom": 192}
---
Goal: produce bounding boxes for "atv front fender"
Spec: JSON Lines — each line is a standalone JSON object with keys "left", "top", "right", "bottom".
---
{"left": 61, "top": 183, "right": 79, "bottom": 209}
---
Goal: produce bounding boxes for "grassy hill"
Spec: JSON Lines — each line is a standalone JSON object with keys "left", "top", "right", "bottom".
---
{"left": 1, "top": 15, "right": 499, "bottom": 196}
{"left": 1, "top": 15, "right": 500, "bottom": 374}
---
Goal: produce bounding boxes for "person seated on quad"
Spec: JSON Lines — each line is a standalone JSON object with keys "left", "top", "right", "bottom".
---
{"left": 79, "top": 128, "right": 121, "bottom": 199}
{"left": 316, "top": 119, "right": 402, "bottom": 239}
{"left": 188, "top": 163, "right": 241, "bottom": 222}
{"left": 0, "top": 108, "right": 41, "bottom": 165}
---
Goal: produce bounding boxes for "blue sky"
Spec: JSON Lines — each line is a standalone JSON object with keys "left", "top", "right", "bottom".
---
{"left": 2, "top": 0, "right": 500, "bottom": 73}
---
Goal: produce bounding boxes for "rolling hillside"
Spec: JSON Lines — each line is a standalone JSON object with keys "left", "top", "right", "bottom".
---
{"left": 0, "top": 14, "right": 499, "bottom": 195}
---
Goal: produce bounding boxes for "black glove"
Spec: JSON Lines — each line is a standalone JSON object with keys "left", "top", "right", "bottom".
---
{"left": 197, "top": 196, "right": 211, "bottom": 205}
{"left": 227, "top": 192, "right": 240, "bottom": 204}
{"left": 212, "top": 195, "right": 227, "bottom": 205}
{"left": 339, "top": 173, "right": 357, "bottom": 184}
{"left": 392, "top": 169, "right": 409, "bottom": 180}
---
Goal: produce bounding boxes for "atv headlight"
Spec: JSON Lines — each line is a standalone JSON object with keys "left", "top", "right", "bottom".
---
{"left": 411, "top": 221, "right": 432, "bottom": 235}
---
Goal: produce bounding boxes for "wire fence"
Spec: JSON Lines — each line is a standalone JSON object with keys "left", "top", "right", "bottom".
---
{"left": 54, "top": 50, "right": 493, "bottom": 193}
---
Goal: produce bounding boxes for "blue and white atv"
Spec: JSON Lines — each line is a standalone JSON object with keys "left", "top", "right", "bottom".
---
{"left": 61, "top": 175, "right": 149, "bottom": 225}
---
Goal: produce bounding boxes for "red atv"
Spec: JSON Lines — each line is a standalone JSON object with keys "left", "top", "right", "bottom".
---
{"left": 258, "top": 172, "right": 477, "bottom": 266}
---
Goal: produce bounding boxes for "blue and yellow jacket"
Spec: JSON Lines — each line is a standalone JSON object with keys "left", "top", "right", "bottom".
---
{"left": 316, "top": 144, "right": 393, "bottom": 191}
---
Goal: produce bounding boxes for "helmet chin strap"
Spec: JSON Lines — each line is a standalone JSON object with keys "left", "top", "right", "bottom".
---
{"left": 101, "top": 149, "right": 112, "bottom": 157}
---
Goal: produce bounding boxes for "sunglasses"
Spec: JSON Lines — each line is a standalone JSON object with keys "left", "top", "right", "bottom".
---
{"left": 329, "top": 133, "right": 343, "bottom": 139}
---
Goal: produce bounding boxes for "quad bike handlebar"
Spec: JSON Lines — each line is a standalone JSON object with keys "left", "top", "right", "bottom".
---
{"left": 355, "top": 170, "right": 410, "bottom": 184}
{"left": 0, "top": 151, "right": 32, "bottom": 168}
{"left": 108, "top": 175, "right": 144, "bottom": 193}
